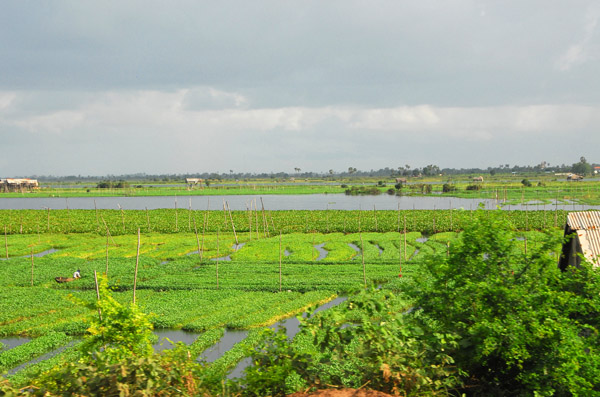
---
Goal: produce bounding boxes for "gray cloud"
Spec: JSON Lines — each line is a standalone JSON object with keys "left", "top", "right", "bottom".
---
{"left": 0, "top": 1, "right": 598, "bottom": 175}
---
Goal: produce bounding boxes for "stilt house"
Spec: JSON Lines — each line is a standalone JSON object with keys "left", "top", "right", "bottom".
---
{"left": 0, "top": 178, "right": 39, "bottom": 192}
{"left": 559, "top": 211, "right": 600, "bottom": 270}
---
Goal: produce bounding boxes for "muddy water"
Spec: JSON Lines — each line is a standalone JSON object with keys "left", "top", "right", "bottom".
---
{"left": 313, "top": 243, "right": 328, "bottom": 261}
{"left": 200, "top": 330, "right": 249, "bottom": 363}
{"left": 0, "top": 248, "right": 59, "bottom": 261}
{"left": 0, "top": 337, "right": 31, "bottom": 350}
{"left": 153, "top": 329, "right": 201, "bottom": 352}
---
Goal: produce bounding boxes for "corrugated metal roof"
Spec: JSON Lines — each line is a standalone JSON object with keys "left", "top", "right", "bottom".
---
{"left": 567, "top": 211, "right": 600, "bottom": 267}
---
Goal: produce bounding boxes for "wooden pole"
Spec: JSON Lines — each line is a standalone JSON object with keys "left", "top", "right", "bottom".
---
{"left": 403, "top": 215, "right": 407, "bottom": 262}
{"left": 194, "top": 216, "right": 201, "bottom": 261}
{"left": 47, "top": 207, "right": 50, "bottom": 231}
{"left": 133, "top": 228, "right": 140, "bottom": 304}
{"left": 101, "top": 216, "right": 117, "bottom": 246}
{"left": 279, "top": 232, "right": 282, "bottom": 292}
{"left": 373, "top": 205, "right": 377, "bottom": 232}
{"left": 94, "top": 199, "right": 99, "bottom": 229}
{"left": 260, "top": 197, "right": 269, "bottom": 237}
{"left": 146, "top": 207, "right": 151, "bottom": 232}
{"left": 398, "top": 231, "right": 402, "bottom": 278}
{"left": 94, "top": 270, "right": 102, "bottom": 321}
{"left": 226, "top": 201, "right": 238, "bottom": 245}
{"left": 4, "top": 226, "right": 7, "bottom": 260}
{"left": 30, "top": 248, "right": 34, "bottom": 286}
{"left": 201, "top": 212, "right": 207, "bottom": 260}
{"left": 216, "top": 228, "right": 220, "bottom": 290}
{"left": 118, "top": 204, "right": 125, "bottom": 232}
{"left": 105, "top": 229, "right": 109, "bottom": 276}
{"left": 254, "top": 199, "right": 260, "bottom": 239}
{"left": 360, "top": 231, "right": 366, "bottom": 289}
{"left": 175, "top": 197, "right": 178, "bottom": 232}
{"left": 246, "top": 202, "right": 252, "bottom": 241}
{"left": 188, "top": 198, "right": 192, "bottom": 232}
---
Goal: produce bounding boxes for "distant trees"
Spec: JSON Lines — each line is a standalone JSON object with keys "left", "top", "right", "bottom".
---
{"left": 572, "top": 156, "right": 592, "bottom": 176}
{"left": 96, "top": 180, "right": 130, "bottom": 189}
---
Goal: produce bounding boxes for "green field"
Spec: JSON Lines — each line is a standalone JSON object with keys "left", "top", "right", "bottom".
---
{"left": 0, "top": 207, "right": 564, "bottom": 387}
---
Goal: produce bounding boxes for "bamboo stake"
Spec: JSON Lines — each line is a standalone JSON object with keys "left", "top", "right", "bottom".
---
{"left": 226, "top": 201, "right": 238, "bottom": 245}
{"left": 447, "top": 241, "right": 450, "bottom": 257}
{"left": 247, "top": 202, "right": 252, "bottom": 241}
{"left": 373, "top": 205, "right": 377, "bottom": 232}
{"left": 101, "top": 216, "right": 116, "bottom": 246}
{"left": 30, "top": 248, "right": 34, "bottom": 286}
{"left": 194, "top": 216, "right": 201, "bottom": 261}
{"left": 254, "top": 199, "right": 260, "bottom": 239}
{"left": 403, "top": 215, "right": 407, "bottom": 262}
{"left": 118, "top": 204, "right": 125, "bottom": 232}
{"left": 188, "top": 198, "right": 192, "bottom": 232}
{"left": 94, "top": 270, "right": 102, "bottom": 321}
{"left": 175, "top": 197, "right": 178, "bottom": 232}
{"left": 279, "top": 232, "right": 282, "bottom": 292}
{"left": 47, "top": 207, "right": 50, "bottom": 231}
{"left": 133, "top": 228, "right": 140, "bottom": 304}
{"left": 360, "top": 231, "right": 366, "bottom": 289}
{"left": 216, "top": 228, "right": 220, "bottom": 290}
{"left": 146, "top": 207, "right": 151, "bottom": 231}
{"left": 398, "top": 232, "right": 402, "bottom": 278}
{"left": 94, "top": 199, "right": 99, "bottom": 229}
{"left": 260, "top": 197, "right": 268, "bottom": 238}
{"left": 105, "top": 229, "right": 109, "bottom": 276}
{"left": 201, "top": 212, "right": 207, "bottom": 260}
{"left": 4, "top": 226, "right": 7, "bottom": 260}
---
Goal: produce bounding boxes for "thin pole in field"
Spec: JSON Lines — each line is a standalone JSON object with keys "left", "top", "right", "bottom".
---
{"left": 188, "top": 198, "right": 192, "bottom": 232}
{"left": 4, "top": 226, "right": 7, "bottom": 259}
{"left": 30, "top": 248, "right": 34, "bottom": 286}
{"left": 216, "top": 228, "right": 220, "bottom": 290}
{"left": 145, "top": 207, "right": 151, "bottom": 231}
{"left": 47, "top": 207, "right": 50, "bottom": 231}
{"left": 260, "top": 197, "right": 268, "bottom": 238}
{"left": 94, "top": 270, "right": 102, "bottom": 321}
{"left": 279, "top": 232, "right": 282, "bottom": 292}
{"left": 226, "top": 201, "right": 238, "bottom": 245}
{"left": 222, "top": 199, "right": 228, "bottom": 225}
{"left": 246, "top": 202, "right": 252, "bottom": 241}
{"left": 194, "top": 216, "right": 201, "bottom": 261}
{"left": 175, "top": 196, "right": 178, "bottom": 232}
{"left": 403, "top": 214, "right": 407, "bottom": 262}
{"left": 201, "top": 212, "right": 207, "bottom": 260}
{"left": 397, "top": 204, "right": 400, "bottom": 233}
{"left": 269, "top": 212, "right": 276, "bottom": 235}
{"left": 373, "top": 205, "right": 378, "bottom": 232}
{"left": 433, "top": 205, "right": 436, "bottom": 234}
{"left": 133, "top": 228, "right": 140, "bottom": 304}
{"left": 254, "top": 199, "right": 260, "bottom": 238}
{"left": 447, "top": 241, "right": 450, "bottom": 257}
{"left": 450, "top": 200, "right": 453, "bottom": 231}
{"left": 360, "top": 231, "right": 366, "bottom": 289}
{"left": 94, "top": 199, "right": 99, "bottom": 229}
{"left": 118, "top": 204, "right": 125, "bottom": 232}
{"left": 398, "top": 230, "right": 402, "bottom": 278}
{"left": 101, "top": 216, "right": 116, "bottom": 246}
{"left": 105, "top": 229, "right": 109, "bottom": 276}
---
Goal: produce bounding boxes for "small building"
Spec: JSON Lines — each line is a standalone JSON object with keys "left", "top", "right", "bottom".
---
{"left": 0, "top": 178, "right": 39, "bottom": 193}
{"left": 472, "top": 176, "right": 484, "bottom": 182}
{"left": 395, "top": 178, "right": 407, "bottom": 184}
{"left": 559, "top": 211, "right": 600, "bottom": 270}
{"left": 185, "top": 178, "right": 204, "bottom": 189}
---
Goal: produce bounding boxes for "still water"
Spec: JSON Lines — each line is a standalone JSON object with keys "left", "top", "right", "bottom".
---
{"left": 1, "top": 194, "right": 597, "bottom": 211}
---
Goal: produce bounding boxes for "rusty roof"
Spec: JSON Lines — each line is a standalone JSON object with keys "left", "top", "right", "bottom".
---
{"left": 567, "top": 211, "right": 600, "bottom": 267}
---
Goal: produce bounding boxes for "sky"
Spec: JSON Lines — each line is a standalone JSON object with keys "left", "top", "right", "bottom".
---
{"left": 1, "top": 1, "right": 599, "bottom": 176}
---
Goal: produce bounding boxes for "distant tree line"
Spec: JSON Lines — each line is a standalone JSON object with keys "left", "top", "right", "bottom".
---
{"left": 18, "top": 157, "right": 597, "bottom": 182}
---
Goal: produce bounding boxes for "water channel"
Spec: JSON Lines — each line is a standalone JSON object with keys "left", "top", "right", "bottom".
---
{"left": 1, "top": 194, "right": 598, "bottom": 211}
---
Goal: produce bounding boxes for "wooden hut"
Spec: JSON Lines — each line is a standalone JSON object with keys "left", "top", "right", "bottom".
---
{"left": 0, "top": 178, "right": 39, "bottom": 193}
{"left": 185, "top": 178, "right": 204, "bottom": 189}
{"left": 472, "top": 176, "right": 484, "bottom": 182}
{"left": 559, "top": 211, "right": 600, "bottom": 270}
{"left": 395, "top": 178, "right": 408, "bottom": 184}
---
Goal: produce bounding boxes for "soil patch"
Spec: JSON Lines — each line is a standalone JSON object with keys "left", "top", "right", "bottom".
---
{"left": 288, "top": 388, "right": 393, "bottom": 397}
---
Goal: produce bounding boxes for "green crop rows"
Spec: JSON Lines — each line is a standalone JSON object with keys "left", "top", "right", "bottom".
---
{"left": 0, "top": 208, "right": 564, "bottom": 384}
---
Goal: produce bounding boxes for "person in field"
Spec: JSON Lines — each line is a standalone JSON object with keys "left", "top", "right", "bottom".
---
{"left": 73, "top": 269, "right": 81, "bottom": 279}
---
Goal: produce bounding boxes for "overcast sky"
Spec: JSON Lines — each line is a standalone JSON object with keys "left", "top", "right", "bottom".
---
{"left": 1, "top": 1, "right": 599, "bottom": 176}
